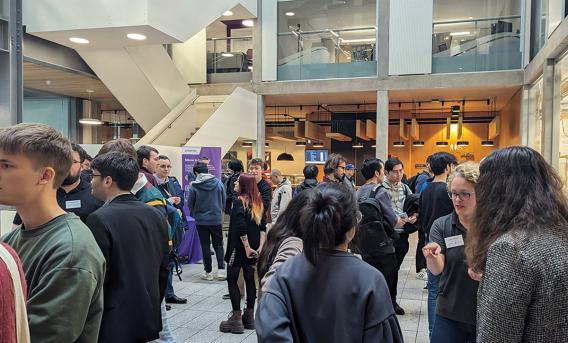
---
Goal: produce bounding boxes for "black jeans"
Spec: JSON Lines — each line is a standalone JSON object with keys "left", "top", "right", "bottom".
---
{"left": 227, "top": 264, "right": 256, "bottom": 311}
{"left": 196, "top": 225, "right": 225, "bottom": 273}
{"left": 415, "top": 230, "right": 427, "bottom": 272}
{"left": 365, "top": 254, "right": 398, "bottom": 304}
{"left": 393, "top": 234, "right": 410, "bottom": 299}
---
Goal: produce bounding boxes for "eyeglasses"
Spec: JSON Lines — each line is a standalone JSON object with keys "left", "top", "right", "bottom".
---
{"left": 337, "top": 165, "right": 346, "bottom": 170}
{"left": 72, "top": 160, "right": 82, "bottom": 164}
{"left": 447, "top": 191, "right": 475, "bottom": 200}
{"left": 91, "top": 174, "right": 103, "bottom": 178}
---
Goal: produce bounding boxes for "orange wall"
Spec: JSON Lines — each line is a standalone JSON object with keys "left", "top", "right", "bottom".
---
{"left": 388, "top": 122, "right": 497, "bottom": 175}
{"left": 499, "top": 89, "right": 522, "bottom": 147}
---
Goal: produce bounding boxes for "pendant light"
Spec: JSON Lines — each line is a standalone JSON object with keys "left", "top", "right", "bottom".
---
{"left": 296, "top": 141, "right": 307, "bottom": 146}
{"left": 456, "top": 141, "right": 469, "bottom": 147}
{"left": 393, "top": 103, "right": 405, "bottom": 147}
{"left": 436, "top": 101, "right": 449, "bottom": 147}
{"left": 352, "top": 141, "right": 364, "bottom": 148}
{"left": 313, "top": 142, "right": 324, "bottom": 148}
{"left": 277, "top": 107, "right": 295, "bottom": 161}
{"left": 79, "top": 90, "right": 103, "bottom": 125}
{"left": 352, "top": 108, "right": 364, "bottom": 148}
{"left": 456, "top": 100, "right": 470, "bottom": 147}
{"left": 481, "top": 98, "right": 495, "bottom": 147}
{"left": 242, "top": 141, "right": 253, "bottom": 147}
{"left": 412, "top": 102, "right": 425, "bottom": 147}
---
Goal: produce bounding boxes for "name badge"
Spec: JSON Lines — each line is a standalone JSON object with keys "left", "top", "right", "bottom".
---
{"left": 66, "top": 200, "right": 81, "bottom": 209}
{"left": 445, "top": 235, "right": 464, "bottom": 249}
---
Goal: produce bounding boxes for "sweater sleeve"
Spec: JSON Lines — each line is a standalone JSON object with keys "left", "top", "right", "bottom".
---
{"left": 260, "top": 237, "right": 303, "bottom": 292}
{"left": 27, "top": 267, "right": 103, "bottom": 343}
{"left": 363, "top": 275, "right": 404, "bottom": 343}
{"left": 476, "top": 239, "right": 533, "bottom": 343}
{"left": 256, "top": 288, "right": 294, "bottom": 342}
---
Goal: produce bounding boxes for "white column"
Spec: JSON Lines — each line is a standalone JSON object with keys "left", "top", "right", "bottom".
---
{"left": 376, "top": 91, "right": 389, "bottom": 160}
{"left": 542, "top": 59, "right": 555, "bottom": 165}
{"left": 256, "top": 94, "right": 265, "bottom": 158}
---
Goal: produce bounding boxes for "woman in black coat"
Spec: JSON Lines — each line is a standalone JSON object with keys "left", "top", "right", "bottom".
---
{"left": 220, "top": 173, "right": 265, "bottom": 334}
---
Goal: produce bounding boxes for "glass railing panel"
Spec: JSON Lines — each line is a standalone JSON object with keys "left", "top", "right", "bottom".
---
{"left": 432, "top": 16, "right": 522, "bottom": 73}
{"left": 206, "top": 37, "right": 253, "bottom": 74}
{"left": 277, "top": 26, "right": 377, "bottom": 80}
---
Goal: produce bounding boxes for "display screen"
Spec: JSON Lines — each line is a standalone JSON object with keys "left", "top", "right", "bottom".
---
{"left": 305, "top": 150, "right": 328, "bottom": 164}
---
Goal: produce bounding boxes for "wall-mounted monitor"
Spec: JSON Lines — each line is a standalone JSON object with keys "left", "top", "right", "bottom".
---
{"left": 305, "top": 149, "right": 328, "bottom": 164}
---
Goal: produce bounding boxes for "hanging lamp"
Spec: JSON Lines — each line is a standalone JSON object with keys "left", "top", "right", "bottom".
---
{"left": 79, "top": 90, "right": 103, "bottom": 125}
{"left": 277, "top": 107, "right": 295, "bottom": 161}
{"left": 481, "top": 98, "right": 495, "bottom": 147}
{"left": 412, "top": 102, "right": 425, "bottom": 147}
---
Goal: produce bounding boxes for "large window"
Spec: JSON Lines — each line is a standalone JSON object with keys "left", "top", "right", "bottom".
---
{"left": 432, "top": 0, "right": 522, "bottom": 73}
{"left": 277, "top": 0, "right": 377, "bottom": 80}
{"left": 528, "top": 77, "right": 544, "bottom": 153}
{"left": 556, "top": 53, "right": 568, "bottom": 189}
{"left": 530, "top": 0, "right": 548, "bottom": 59}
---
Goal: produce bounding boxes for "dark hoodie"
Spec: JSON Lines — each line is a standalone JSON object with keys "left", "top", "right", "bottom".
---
{"left": 187, "top": 173, "right": 226, "bottom": 225}
{"left": 294, "top": 178, "right": 318, "bottom": 196}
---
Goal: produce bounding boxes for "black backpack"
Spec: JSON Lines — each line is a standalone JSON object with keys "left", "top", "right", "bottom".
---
{"left": 352, "top": 186, "right": 396, "bottom": 257}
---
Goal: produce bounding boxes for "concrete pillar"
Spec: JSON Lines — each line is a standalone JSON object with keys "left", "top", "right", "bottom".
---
{"left": 520, "top": 85, "right": 530, "bottom": 146}
{"left": 542, "top": 59, "right": 555, "bottom": 164}
{"left": 376, "top": 90, "right": 389, "bottom": 160}
{"left": 377, "top": 0, "right": 390, "bottom": 78}
{"left": 256, "top": 94, "right": 265, "bottom": 158}
{"left": 252, "top": 0, "right": 262, "bottom": 83}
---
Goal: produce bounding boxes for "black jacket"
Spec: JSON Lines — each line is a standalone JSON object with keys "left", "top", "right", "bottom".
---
{"left": 258, "top": 178, "right": 272, "bottom": 228}
{"left": 225, "top": 198, "right": 265, "bottom": 267}
{"left": 294, "top": 178, "right": 318, "bottom": 196}
{"left": 86, "top": 194, "right": 170, "bottom": 343}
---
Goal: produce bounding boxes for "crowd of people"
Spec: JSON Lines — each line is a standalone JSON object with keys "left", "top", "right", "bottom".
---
{"left": 1, "top": 122, "right": 568, "bottom": 343}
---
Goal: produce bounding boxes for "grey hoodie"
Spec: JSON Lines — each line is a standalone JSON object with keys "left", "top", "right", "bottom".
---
{"left": 187, "top": 173, "right": 226, "bottom": 225}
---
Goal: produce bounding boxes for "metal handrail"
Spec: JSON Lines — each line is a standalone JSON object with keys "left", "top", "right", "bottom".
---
{"left": 277, "top": 26, "right": 377, "bottom": 36}
{"left": 433, "top": 15, "right": 521, "bottom": 26}
{"left": 207, "top": 36, "right": 252, "bottom": 41}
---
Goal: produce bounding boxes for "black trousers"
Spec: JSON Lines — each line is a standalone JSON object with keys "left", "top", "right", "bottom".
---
{"left": 365, "top": 254, "right": 399, "bottom": 304}
{"left": 393, "top": 234, "right": 410, "bottom": 299}
{"left": 196, "top": 225, "right": 225, "bottom": 273}
{"left": 227, "top": 264, "right": 256, "bottom": 311}
{"left": 415, "top": 230, "right": 427, "bottom": 272}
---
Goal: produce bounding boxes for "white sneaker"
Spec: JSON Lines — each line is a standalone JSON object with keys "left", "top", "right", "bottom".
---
{"left": 217, "top": 269, "right": 227, "bottom": 281}
{"left": 416, "top": 268, "right": 428, "bottom": 281}
{"left": 200, "top": 272, "right": 214, "bottom": 281}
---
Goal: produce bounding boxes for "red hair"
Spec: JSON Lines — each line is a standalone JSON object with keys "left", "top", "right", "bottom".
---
{"left": 237, "top": 173, "right": 264, "bottom": 225}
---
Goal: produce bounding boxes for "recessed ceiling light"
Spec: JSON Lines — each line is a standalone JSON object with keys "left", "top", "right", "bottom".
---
{"left": 222, "top": 53, "right": 234, "bottom": 57}
{"left": 45, "top": 80, "right": 52, "bottom": 85}
{"left": 242, "top": 19, "right": 254, "bottom": 27}
{"left": 223, "top": 10, "right": 234, "bottom": 16}
{"left": 285, "top": 12, "right": 295, "bottom": 16}
{"left": 79, "top": 118, "right": 103, "bottom": 125}
{"left": 86, "top": 89, "right": 94, "bottom": 93}
{"left": 69, "top": 37, "right": 90, "bottom": 44}
{"left": 127, "top": 33, "right": 147, "bottom": 40}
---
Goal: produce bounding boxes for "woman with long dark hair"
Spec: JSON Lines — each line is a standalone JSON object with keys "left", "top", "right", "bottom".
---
{"left": 219, "top": 173, "right": 265, "bottom": 334}
{"left": 257, "top": 191, "right": 310, "bottom": 293}
{"left": 256, "top": 183, "right": 403, "bottom": 342}
{"left": 466, "top": 146, "right": 568, "bottom": 342}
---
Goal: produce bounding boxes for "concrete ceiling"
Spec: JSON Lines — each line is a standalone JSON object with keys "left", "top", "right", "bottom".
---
{"left": 265, "top": 86, "right": 520, "bottom": 114}
{"left": 23, "top": 61, "right": 115, "bottom": 101}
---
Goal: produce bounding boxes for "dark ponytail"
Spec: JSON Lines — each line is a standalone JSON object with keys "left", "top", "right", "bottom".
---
{"left": 300, "top": 183, "right": 358, "bottom": 266}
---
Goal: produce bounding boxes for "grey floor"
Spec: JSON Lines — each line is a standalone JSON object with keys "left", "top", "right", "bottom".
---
{"left": 166, "top": 233, "right": 429, "bottom": 343}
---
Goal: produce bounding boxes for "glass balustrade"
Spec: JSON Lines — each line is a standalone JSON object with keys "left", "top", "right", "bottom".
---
{"left": 432, "top": 16, "right": 522, "bottom": 73}
{"left": 277, "top": 26, "right": 377, "bottom": 80}
{"left": 206, "top": 37, "right": 253, "bottom": 82}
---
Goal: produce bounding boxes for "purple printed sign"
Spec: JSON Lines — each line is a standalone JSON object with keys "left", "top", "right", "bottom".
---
{"left": 181, "top": 146, "right": 222, "bottom": 214}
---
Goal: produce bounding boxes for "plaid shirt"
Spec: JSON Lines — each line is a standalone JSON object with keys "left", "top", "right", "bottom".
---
{"left": 381, "top": 180, "right": 411, "bottom": 216}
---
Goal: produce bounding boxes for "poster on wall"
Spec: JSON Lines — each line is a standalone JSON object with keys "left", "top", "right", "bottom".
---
{"left": 246, "top": 150, "right": 271, "bottom": 173}
{"left": 181, "top": 147, "right": 222, "bottom": 213}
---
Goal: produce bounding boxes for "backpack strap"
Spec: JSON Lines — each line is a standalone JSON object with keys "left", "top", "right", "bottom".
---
{"left": 369, "top": 184, "right": 384, "bottom": 199}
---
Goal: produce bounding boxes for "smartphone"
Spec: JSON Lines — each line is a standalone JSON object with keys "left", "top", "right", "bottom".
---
{"left": 400, "top": 212, "right": 409, "bottom": 220}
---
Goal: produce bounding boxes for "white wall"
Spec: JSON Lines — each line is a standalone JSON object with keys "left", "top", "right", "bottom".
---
{"left": 548, "top": 0, "right": 565, "bottom": 36}
{"left": 389, "top": 0, "right": 433, "bottom": 75}
{"left": 173, "top": 29, "right": 207, "bottom": 84}
{"left": 262, "top": 0, "right": 278, "bottom": 81}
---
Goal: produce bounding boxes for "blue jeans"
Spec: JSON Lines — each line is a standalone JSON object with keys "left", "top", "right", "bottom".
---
{"left": 430, "top": 314, "right": 476, "bottom": 343}
{"left": 153, "top": 300, "right": 176, "bottom": 343}
{"left": 427, "top": 270, "right": 440, "bottom": 337}
{"left": 166, "top": 261, "right": 176, "bottom": 298}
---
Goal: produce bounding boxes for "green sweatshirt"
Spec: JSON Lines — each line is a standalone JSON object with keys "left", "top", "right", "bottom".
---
{"left": 2, "top": 213, "right": 106, "bottom": 343}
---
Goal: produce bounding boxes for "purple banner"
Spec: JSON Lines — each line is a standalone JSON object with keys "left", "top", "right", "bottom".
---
{"left": 181, "top": 146, "right": 222, "bottom": 210}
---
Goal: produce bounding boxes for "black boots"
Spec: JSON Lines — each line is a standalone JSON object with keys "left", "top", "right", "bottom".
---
{"left": 242, "top": 308, "right": 255, "bottom": 330}
{"left": 220, "top": 310, "right": 245, "bottom": 334}
{"left": 219, "top": 308, "right": 255, "bottom": 334}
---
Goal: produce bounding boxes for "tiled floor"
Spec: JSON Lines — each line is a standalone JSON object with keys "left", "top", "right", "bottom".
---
{"left": 167, "top": 233, "right": 429, "bottom": 343}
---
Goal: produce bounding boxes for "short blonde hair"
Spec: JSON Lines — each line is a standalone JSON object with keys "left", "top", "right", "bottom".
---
{"left": 448, "top": 161, "right": 480, "bottom": 187}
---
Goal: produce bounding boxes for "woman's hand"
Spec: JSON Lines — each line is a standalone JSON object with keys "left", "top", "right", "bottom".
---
{"left": 245, "top": 246, "right": 258, "bottom": 259}
{"left": 422, "top": 242, "right": 441, "bottom": 259}
{"left": 468, "top": 268, "right": 483, "bottom": 281}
